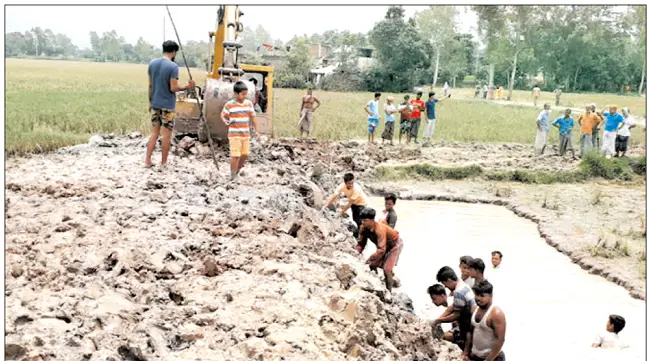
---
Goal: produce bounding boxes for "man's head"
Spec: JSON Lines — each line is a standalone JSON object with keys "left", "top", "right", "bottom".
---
{"left": 375, "top": 92, "right": 382, "bottom": 100}
{"left": 387, "top": 96, "right": 394, "bottom": 104}
{"left": 384, "top": 193, "right": 397, "bottom": 211}
{"left": 609, "top": 105, "right": 618, "bottom": 115}
{"left": 473, "top": 280, "right": 494, "bottom": 309}
{"left": 622, "top": 107, "right": 630, "bottom": 118}
{"left": 416, "top": 91, "right": 423, "bottom": 100}
{"left": 343, "top": 173, "right": 355, "bottom": 190}
{"left": 427, "top": 284, "right": 448, "bottom": 307}
{"left": 590, "top": 103, "right": 597, "bottom": 111}
{"left": 544, "top": 103, "right": 551, "bottom": 110}
{"left": 359, "top": 207, "right": 377, "bottom": 229}
{"left": 564, "top": 108, "right": 571, "bottom": 118}
{"left": 585, "top": 105, "right": 592, "bottom": 113}
{"left": 467, "top": 258, "right": 485, "bottom": 279}
{"left": 428, "top": 91, "right": 436, "bottom": 99}
{"left": 162, "top": 40, "right": 179, "bottom": 62}
{"left": 459, "top": 256, "right": 473, "bottom": 278}
{"left": 233, "top": 81, "right": 248, "bottom": 102}
{"left": 436, "top": 266, "right": 459, "bottom": 291}
{"left": 307, "top": 89, "right": 313, "bottom": 95}
{"left": 404, "top": 95, "right": 410, "bottom": 101}
{"left": 607, "top": 315, "right": 626, "bottom": 334}
{"left": 491, "top": 251, "right": 502, "bottom": 268}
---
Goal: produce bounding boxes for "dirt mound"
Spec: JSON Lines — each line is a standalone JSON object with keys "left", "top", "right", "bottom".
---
{"left": 5, "top": 136, "right": 461, "bottom": 361}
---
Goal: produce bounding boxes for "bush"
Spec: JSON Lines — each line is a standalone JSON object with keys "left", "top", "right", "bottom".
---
{"left": 274, "top": 73, "right": 309, "bottom": 89}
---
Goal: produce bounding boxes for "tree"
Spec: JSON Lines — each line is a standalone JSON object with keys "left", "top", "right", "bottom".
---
{"left": 473, "top": 5, "right": 537, "bottom": 100}
{"left": 368, "top": 6, "right": 432, "bottom": 92}
{"left": 415, "top": 6, "right": 460, "bottom": 87}
{"left": 5, "top": 32, "right": 26, "bottom": 57}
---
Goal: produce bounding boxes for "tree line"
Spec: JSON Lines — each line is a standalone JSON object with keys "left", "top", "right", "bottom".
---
{"left": 5, "top": 5, "right": 645, "bottom": 96}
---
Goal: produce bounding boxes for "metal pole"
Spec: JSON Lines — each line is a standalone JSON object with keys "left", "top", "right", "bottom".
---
{"left": 163, "top": 16, "right": 165, "bottom": 42}
{"left": 165, "top": 5, "right": 220, "bottom": 170}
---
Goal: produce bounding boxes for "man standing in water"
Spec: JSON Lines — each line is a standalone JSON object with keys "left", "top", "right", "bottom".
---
{"left": 534, "top": 103, "right": 551, "bottom": 156}
{"left": 467, "top": 258, "right": 486, "bottom": 284}
{"left": 491, "top": 251, "right": 502, "bottom": 270}
{"left": 298, "top": 89, "right": 320, "bottom": 138}
{"left": 145, "top": 40, "right": 196, "bottom": 169}
{"left": 460, "top": 256, "right": 475, "bottom": 288}
{"left": 432, "top": 266, "right": 476, "bottom": 351}
{"left": 409, "top": 92, "right": 425, "bottom": 144}
{"left": 377, "top": 193, "right": 398, "bottom": 228}
{"left": 323, "top": 173, "right": 368, "bottom": 238}
{"left": 364, "top": 92, "right": 381, "bottom": 145}
{"left": 463, "top": 280, "right": 506, "bottom": 361}
{"left": 355, "top": 208, "right": 403, "bottom": 292}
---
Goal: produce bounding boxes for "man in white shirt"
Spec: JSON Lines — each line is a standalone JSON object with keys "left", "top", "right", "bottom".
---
{"left": 615, "top": 107, "right": 635, "bottom": 157}
{"left": 592, "top": 314, "right": 628, "bottom": 349}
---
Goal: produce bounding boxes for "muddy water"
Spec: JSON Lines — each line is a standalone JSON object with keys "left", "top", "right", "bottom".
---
{"left": 364, "top": 198, "right": 645, "bottom": 361}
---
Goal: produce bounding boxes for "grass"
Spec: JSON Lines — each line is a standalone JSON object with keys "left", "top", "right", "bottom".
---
{"left": 373, "top": 152, "right": 646, "bottom": 184}
{"left": 587, "top": 235, "right": 632, "bottom": 259}
{"left": 5, "top": 58, "right": 646, "bottom": 155}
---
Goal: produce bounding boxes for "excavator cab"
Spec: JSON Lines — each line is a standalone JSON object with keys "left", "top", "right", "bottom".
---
{"left": 173, "top": 5, "right": 274, "bottom": 142}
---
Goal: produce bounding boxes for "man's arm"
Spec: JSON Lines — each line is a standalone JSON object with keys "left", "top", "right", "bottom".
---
{"left": 364, "top": 104, "right": 373, "bottom": 116}
{"left": 250, "top": 109, "right": 260, "bottom": 138}
{"left": 485, "top": 308, "right": 506, "bottom": 361}
{"left": 591, "top": 334, "right": 602, "bottom": 348}
{"left": 148, "top": 75, "right": 153, "bottom": 111}
{"left": 355, "top": 225, "right": 367, "bottom": 253}
{"left": 387, "top": 211, "right": 397, "bottom": 229}
{"left": 313, "top": 97, "right": 321, "bottom": 111}
{"left": 300, "top": 97, "right": 306, "bottom": 112}
{"left": 221, "top": 104, "right": 230, "bottom": 125}
{"left": 169, "top": 66, "right": 195, "bottom": 92}
{"left": 462, "top": 305, "right": 477, "bottom": 359}
{"left": 366, "top": 227, "right": 387, "bottom": 267}
{"left": 551, "top": 118, "right": 559, "bottom": 129}
{"left": 339, "top": 201, "right": 352, "bottom": 217}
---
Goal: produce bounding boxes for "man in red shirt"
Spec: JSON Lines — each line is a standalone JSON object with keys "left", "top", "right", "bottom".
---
{"left": 409, "top": 92, "right": 425, "bottom": 144}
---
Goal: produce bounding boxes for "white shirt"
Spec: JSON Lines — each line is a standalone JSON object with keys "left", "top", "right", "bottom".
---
{"left": 617, "top": 116, "right": 634, "bottom": 137}
{"left": 593, "top": 331, "right": 627, "bottom": 349}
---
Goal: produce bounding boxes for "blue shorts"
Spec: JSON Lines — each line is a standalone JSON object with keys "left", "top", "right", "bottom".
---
{"left": 368, "top": 119, "right": 379, "bottom": 133}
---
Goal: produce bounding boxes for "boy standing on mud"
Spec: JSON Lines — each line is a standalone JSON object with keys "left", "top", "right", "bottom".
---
{"left": 355, "top": 207, "right": 403, "bottom": 292}
{"left": 551, "top": 108, "right": 576, "bottom": 159}
{"left": 323, "top": 173, "right": 368, "bottom": 238}
{"left": 221, "top": 81, "right": 260, "bottom": 181}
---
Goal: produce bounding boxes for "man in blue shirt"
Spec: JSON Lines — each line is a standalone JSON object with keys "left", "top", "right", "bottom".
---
{"left": 534, "top": 103, "right": 552, "bottom": 156}
{"left": 600, "top": 105, "right": 625, "bottom": 159}
{"left": 145, "top": 40, "right": 195, "bottom": 169}
{"left": 364, "top": 92, "right": 381, "bottom": 145}
{"left": 422, "top": 91, "right": 450, "bottom": 144}
{"left": 551, "top": 108, "right": 576, "bottom": 159}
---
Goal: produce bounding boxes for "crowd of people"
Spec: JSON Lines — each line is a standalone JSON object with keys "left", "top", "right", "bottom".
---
{"left": 534, "top": 102, "right": 636, "bottom": 159}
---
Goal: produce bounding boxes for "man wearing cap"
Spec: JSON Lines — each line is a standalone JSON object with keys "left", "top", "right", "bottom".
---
{"left": 354, "top": 207, "right": 403, "bottom": 292}
{"left": 600, "top": 105, "right": 625, "bottom": 159}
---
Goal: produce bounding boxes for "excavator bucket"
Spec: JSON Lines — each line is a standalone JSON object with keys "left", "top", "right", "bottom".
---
{"left": 174, "top": 78, "right": 271, "bottom": 142}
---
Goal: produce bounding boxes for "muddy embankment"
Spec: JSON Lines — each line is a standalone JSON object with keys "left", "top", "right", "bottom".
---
{"left": 4, "top": 135, "right": 459, "bottom": 361}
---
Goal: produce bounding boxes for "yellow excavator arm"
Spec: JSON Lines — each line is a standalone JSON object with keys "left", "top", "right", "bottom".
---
{"left": 208, "top": 5, "right": 245, "bottom": 80}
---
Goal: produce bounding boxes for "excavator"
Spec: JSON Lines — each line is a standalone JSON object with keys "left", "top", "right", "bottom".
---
{"left": 173, "top": 5, "right": 274, "bottom": 142}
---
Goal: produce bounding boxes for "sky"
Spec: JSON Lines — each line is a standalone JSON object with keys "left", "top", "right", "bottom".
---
{"left": 5, "top": 5, "right": 478, "bottom": 49}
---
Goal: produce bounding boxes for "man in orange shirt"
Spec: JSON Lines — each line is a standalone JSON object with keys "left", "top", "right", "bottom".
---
{"left": 355, "top": 207, "right": 403, "bottom": 292}
{"left": 577, "top": 105, "right": 602, "bottom": 157}
{"left": 409, "top": 92, "right": 425, "bottom": 144}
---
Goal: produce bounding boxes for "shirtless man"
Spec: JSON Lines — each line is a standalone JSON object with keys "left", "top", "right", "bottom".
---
{"left": 532, "top": 86, "right": 541, "bottom": 107}
{"left": 298, "top": 89, "right": 321, "bottom": 138}
{"left": 355, "top": 207, "right": 404, "bottom": 292}
{"left": 463, "top": 280, "right": 506, "bottom": 361}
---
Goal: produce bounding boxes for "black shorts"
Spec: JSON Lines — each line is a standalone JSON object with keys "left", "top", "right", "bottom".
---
{"left": 452, "top": 328, "right": 466, "bottom": 350}
{"left": 470, "top": 351, "right": 505, "bottom": 361}
{"left": 350, "top": 204, "right": 365, "bottom": 238}
{"left": 615, "top": 135, "right": 629, "bottom": 152}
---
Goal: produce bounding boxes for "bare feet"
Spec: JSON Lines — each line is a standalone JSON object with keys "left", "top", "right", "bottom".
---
{"left": 144, "top": 160, "right": 153, "bottom": 168}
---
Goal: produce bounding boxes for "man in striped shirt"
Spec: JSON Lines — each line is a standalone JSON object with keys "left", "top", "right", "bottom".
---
{"left": 221, "top": 81, "right": 259, "bottom": 180}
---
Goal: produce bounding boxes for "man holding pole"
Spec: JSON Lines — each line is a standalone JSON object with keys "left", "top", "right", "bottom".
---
{"left": 145, "top": 40, "right": 195, "bottom": 169}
